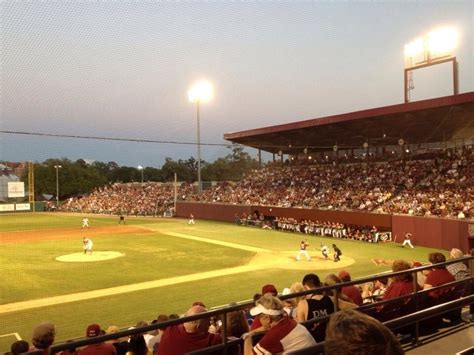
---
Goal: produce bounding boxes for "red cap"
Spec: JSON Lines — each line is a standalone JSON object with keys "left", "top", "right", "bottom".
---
{"left": 86, "top": 324, "right": 101, "bottom": 337}
{"left": 338, "top": 270, "right": 351, "bottom": 281}
{"left": 261, "top": 284, "right": 278, "bottom": 296}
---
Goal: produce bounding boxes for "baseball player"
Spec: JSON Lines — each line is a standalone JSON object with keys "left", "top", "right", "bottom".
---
{"left": 188, "top": 214, "right": 195, "bottom": 225}
{"left": 321, "top": 243, "right": 329, "bottom": 260}
{"left": 402, "top": 233, "right": 415, "bottom": 248}
{"left": 333, "top": 244, "right": 342, "bottom": 262}
{"left": 296, "top": 239, "right": 311, "bottom": 261}
{"left": 83, "top": 237, "right": 93, "bottom": 254}
{"left": 81, "top": 217, "right": 90, "bottom": 228}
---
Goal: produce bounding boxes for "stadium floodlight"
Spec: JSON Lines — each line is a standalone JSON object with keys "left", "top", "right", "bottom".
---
{"left": 403, "top": 27, "right": 459, "bottom": 103}
{"left": 137, "top": 165, "right": 144, "bottom": 183}
{"left": 54, "top": 165, "right": 62, "bottom": 206}
{"left": 188, "top": 79, "right": 214, "bottom": 194}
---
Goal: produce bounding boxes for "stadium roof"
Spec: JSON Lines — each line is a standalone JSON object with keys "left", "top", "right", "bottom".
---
{"left": 224, "top": 92, "right": 474, "bottom": 155}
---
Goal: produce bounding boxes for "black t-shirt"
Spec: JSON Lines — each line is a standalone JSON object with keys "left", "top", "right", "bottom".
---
{"left": 306, "top": 295, "right": 335, "bottom": 342}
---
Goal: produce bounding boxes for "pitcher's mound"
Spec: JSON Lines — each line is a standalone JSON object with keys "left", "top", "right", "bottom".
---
{"left": 56, "top": 251, "right": 124, "bottom": 262}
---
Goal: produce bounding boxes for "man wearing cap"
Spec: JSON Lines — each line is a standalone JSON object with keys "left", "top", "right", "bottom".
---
{"left": 77, "top": 324, "right": 116, "bottom": 355}
{"left": 250, "top": 284, "right": 278, "bottom": 331}
{"left": 157, "top": 305, "right": 221, "bottom": 355}
{"left": 30, "top": 322, "right": 56, "bottom": 354}
{"left": 243, "top": 294, "right": 316, "bottom": 355}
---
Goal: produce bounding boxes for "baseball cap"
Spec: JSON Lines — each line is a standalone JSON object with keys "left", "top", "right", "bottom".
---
{"left": 338, "top": 270, "right": 351, "bottom": 281}
{"left": 261, "top": 284, "right": 278, "bottom": 296}
{"left": 250, "top": 304, "right": 284, "bottom": 317}
{"left": 86, "top": 324, "right": 101, "bottom": 337}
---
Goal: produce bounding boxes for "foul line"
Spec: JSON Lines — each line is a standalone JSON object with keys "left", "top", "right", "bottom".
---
{"left": 162, "top": 231, "right": 270, "bottom": 253}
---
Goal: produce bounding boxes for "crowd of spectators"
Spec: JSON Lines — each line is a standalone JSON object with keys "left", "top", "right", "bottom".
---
{"left": 6, "top": 248, "right": 471, "bottom": 355}
{"left": 59, "top": 150, "right": 473, "bottom": 221}
{"left": 191, "top": 151, "right": 473, "bottom": 219}
{"left": 60, "top": 182, "right": 194, "bottom": 217}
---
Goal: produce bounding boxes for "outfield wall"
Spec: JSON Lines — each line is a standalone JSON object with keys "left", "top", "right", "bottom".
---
{"left": 176, "top": 202, "right": 472, "bottom": 250}
{"left": 391, "top": 214, "right": 472, "bottom": 252}
{"left": 177, "top": 201, "right": 251, "bottom": 222}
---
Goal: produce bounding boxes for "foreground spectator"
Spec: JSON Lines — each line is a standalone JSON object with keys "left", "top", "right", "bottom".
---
{"left": 157, "top": 305, "right": 221, "bottom": 355}
{"left": 243, "top": 294, "right": 316, "bottom": 355}
{"left": 383, "top": 260, "right": 418, "bottom": 302}
{"left": 77, "top": 324, "right": 116, "bottom": 355}
{"left": 148, "top": 315, "right": 168, "bottom": 354}
{"left": 30, "top": 322, "right": 56, "bottom": 355}
{"left": 338, "top": 270, "right": 363, "bottom": 305}
{"left": 106, "top": 325, "right": 129, "bottom": 355}
{"left": 10, "top": 340, "right": 29, "bottom": 355}
{"left": 325, "top": 309, "right": 404, "bottom": 355}
{"left": 296, "top": 273, "right": 334, "bottom": 342}
{"left": 323, "top": 274, "right": 357, "bottom": 310}
{"left": 423, "top": 252, "right": 455, "bottom": 299}
{"left": 446, "top": 248, "right": 469, "bottom": 280}
{"left": 126, "top": 334, "right": 151, "bottom": 355}
{"left": 250, "top": 284, "right": 278, "bottom": 331}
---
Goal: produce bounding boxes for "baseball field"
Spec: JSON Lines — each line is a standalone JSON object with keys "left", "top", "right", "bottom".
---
{"left": 0, "top": 212, "right": 445, "bottom": 351}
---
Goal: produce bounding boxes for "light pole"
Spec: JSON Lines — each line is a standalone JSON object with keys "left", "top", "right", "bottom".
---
{"left": 54, "top": 165, "right": 62, "bottom": 206}
{"left": 188, "top": 79, "right": 213, "bottom": 193}
{"left": 137, "top": 165, "right": 144, "bottom": 183}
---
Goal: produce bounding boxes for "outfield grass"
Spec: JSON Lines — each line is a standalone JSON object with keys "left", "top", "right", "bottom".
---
{"left": 0, "top": 213, "right": 446, "bottom": 351}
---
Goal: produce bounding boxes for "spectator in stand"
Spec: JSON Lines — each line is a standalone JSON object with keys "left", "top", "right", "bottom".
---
{"left": 324, "top": 309, "right": 404, "bottom": 355}
{"left": 126, "top": 334, "right": 151, "bottom": 355}
{"left": 296, "top": 273, "right": 334, "bottom": 342}
{"left": 323, "top": 274, "right": 357, "bottom": 310}
{"left": 382, "top": 260, "right": 418, "bottom": 302}
{"left": 30, "top": 322, "right": 56, "bottom": 355}
{"left": 411, "top": 261, "right": 427, "bottom": 288}
{"left": 423, "top": 252, "right": 455, "bottom": 299}
{"left": 250, "top": 284, "right": 278, "bottom": 331}
{"left": 77, "top": 324, "right": 116, "bottom": 355}
{"left": 361, "top": 278, "right": 388, "bottom": 304}
{"left": 135, "top": 321, "right": 154, "bottom": 351}
{"left": 157, "top": 305, "right": 221, "bottom": 355}
{"left": 148, "top": 315, "right": 168, "bottom": 354}
{"left": 106, "top": 325, "right": 129, "bottom": 355}
{"left": 226, "top": 308, "right": 249, "bottom": 339}
{"left": 10, "top": 340, "right": 29, "bottom": 355}
{"left": 338, "top": 270, "right": 363, "bottom": 305}
{"left": 446, "top": 248, "right": 469, "bottom": 281}
{"left": 243, "top": 294, "right": 316, "bottom": 355}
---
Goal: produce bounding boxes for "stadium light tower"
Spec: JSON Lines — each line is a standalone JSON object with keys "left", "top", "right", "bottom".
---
{"left": 54, "top": 165, "right": 62, "bottom": 206}
{"left": 137, "top": 165, "right": 144, "bottom": 183}
{"left": 403, "top": 27, "right": 459, "bottom": 103}
{"left": 188, "top": 79, "right": 214, "bottom": 193}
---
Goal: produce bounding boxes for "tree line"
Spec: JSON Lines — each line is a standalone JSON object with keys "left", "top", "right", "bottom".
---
{"left": 21, "top": 146, "right": 260, "bottom": 199}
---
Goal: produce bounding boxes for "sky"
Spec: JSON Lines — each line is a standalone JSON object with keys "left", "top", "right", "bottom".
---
{"left": 0, "top": 1, "right": 472, "bottom": 168}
